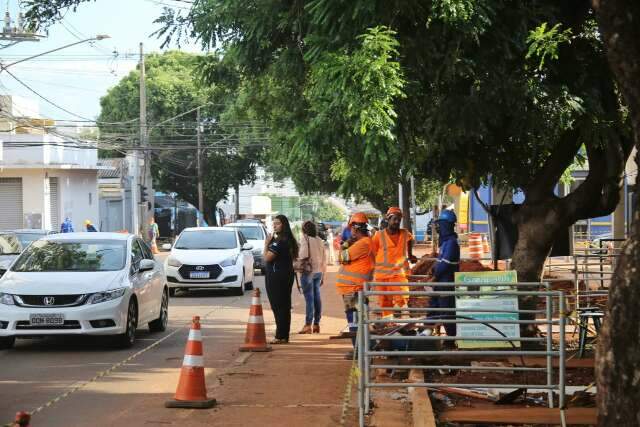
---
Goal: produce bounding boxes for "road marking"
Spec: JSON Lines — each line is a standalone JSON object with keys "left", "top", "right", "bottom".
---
{"left": 233, "top": 352, "right": 253, "bottom": 366}
{"left": 6, "top": 293, "right": 249, "bottom": 425}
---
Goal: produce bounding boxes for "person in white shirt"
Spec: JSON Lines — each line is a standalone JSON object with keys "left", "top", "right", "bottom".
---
{"left": 298, "top": 221, "right": 327, "bottom": 334}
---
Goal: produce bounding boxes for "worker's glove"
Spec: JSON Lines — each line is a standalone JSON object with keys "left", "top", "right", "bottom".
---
{"left": 408, "top": 255, "right": 418, "bottom": 264}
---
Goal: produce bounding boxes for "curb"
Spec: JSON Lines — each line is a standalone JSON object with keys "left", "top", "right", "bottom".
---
{"left": 408, "top": 369, "right": 437, "bottom": 427}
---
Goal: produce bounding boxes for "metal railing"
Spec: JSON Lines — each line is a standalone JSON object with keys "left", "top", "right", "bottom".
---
{"left": 357, "top": 281, "right": 567, "bottom": 427}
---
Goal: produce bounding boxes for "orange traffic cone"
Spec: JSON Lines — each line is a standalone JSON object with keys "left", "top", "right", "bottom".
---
{"left": 13, "top": 412, "right": 30, "bottom": 427}
{"left": 165, "top": 316, "right": 216, "bottom": 409}
{"left": 240, "top": 289, "right": 272, "bottom": 352}
{"left": 482, "top": 234, "right": 490, "bottom": 254}
{"left": 468, "top": 233, "right": 483, "bottom": 259}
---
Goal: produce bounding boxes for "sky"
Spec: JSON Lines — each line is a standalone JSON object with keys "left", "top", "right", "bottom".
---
{"left": 0, "top": 0, "right": 202, "bottom": 122}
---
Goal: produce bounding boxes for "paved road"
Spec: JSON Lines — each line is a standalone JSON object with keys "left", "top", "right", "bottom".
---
{"left": 0, "top": 259, "right": 262, "bottom": 426}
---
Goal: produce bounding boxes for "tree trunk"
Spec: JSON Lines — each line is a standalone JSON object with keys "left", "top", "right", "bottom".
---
{"left": 596, "top": 210, "right": 640, "bottom": 426}
{"left": 204, "top": 203, "right": 218, "bottom": 226}
{"left": 591, "top": 2, "right": 640, "bottom": 425}
{"left": 401, "top": 181, "right": 412, "bottom": 233}
{"left": 510, "top": 202, "right": 565, "bottom": 338}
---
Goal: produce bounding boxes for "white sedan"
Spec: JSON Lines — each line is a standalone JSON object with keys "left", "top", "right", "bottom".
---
{"left": 164, "top": 227, "right": 254, "bottom": 296}
{"left": 0, "top": 233, "right": 168, "bottom": 350}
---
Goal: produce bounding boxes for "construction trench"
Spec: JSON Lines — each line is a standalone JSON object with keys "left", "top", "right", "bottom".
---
{"left": 353, "top": 239, "right": 612, "bottom": 427}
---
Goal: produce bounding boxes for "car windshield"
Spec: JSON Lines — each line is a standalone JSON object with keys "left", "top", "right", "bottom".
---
{"left": 234, "top": 226, "right": 264, "bottom": 241}
{"left": 14, "top": 232, "right": 46, "bottom": 247}
{"left": 11, "top": 240, "right": 127, "bottom": 272}
{"left": 175, "top": 230, "right": 237, "bottom": 250}
{"left": 0, "top": 234, "right": 23, "bottom": 255}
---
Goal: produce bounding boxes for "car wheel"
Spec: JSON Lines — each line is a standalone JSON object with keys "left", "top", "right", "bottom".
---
{"left": 0, "top": 336, "right": 15, "bottom": 350}
{"left": 168, "top": 287, "right": 176, "bottom": 297}
{"left": 149, "top": 290, "right": 169, "bottom": 333}
{"left": 231, "top": 271, "right": 245, "bottom": 296}
{"left": 114, "top": 299, "right": 138, "bottom": 348}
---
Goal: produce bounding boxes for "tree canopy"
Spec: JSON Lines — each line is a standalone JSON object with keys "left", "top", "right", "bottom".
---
{"left": 97, "top": 50, "right": 260, "bottom": 224}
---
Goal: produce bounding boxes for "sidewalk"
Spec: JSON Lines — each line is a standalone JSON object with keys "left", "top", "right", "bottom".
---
{"left": 187, "top": 266, "right": 357, "bottom": 426}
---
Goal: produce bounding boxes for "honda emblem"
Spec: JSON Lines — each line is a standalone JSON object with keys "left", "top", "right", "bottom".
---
{"left": 43, "top": 296, "right": 55, "bottom": 306}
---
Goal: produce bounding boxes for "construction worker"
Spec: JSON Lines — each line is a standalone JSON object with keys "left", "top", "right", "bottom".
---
{"left": 84, "top": 219, "right": 97, "bottom": 232}
{"left": 430, "top": 209, "right": 460, "bottom": 337}
{"left": 371, "top": 207, "right": 418, "bottom": 318}
{"left": 336, "top": 212, "right": 374, "bottom": 358}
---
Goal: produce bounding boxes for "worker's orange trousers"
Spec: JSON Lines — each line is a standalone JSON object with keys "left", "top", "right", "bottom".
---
{"left": 375, "top": 276, "right": 409, "bottom": 318}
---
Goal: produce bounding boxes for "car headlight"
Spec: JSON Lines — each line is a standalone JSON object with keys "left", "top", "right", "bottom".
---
{"left": 0, "top": 293, "right": 15, "bottom": 305}
{"left": 167, "top": 256, "right": 182, "bottom": 267}
{"left": 220, "top": 254, "right": 240, "bottom": 267}
{"left": 87, "top": 288, "right": 126, "bottom": 305}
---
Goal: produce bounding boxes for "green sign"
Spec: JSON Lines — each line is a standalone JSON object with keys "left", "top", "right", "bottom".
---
{"left": 454, "top": 270, "right": 520, "bottom": 349}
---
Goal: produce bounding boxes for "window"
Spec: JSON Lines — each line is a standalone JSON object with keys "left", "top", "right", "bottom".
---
{"left": 234, "top": 226, "right": 264, "bottom": 241}
{"left": 174, "top": 230, "right": 237, "bottom": 250}
{"left": 12, "top": 240, "right": 126, "bottom": 272}
{"left": 131, "top": 240, "right": 144, "bottom": 270}
{"left": 138, "top": 239, "right": 154, "bottom": 260}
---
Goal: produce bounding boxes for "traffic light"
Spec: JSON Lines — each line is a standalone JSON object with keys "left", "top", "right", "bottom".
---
{"left": 140, "top": 185, "right": 149, "bottom": 203}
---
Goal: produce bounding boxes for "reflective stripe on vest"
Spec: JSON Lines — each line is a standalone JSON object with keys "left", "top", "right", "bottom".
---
{"left": 375, "top": 230, "right": 408, "bottom": 273}
{"left": 336, "top": 267, "right": 373, "bottom": 287}
{"left": 338, "top": 268, "right": 373, "bottom": 281}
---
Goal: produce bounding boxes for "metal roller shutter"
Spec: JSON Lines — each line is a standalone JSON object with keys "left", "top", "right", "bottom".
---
{"left": 0, "top": 178, "right": 23, "bottom": 230}
{"left": 49, "top": 177, "right": 59, "bottom": 231}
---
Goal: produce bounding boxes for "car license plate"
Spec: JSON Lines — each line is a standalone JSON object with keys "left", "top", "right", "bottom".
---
{"left": 190, "top": 271, "right": 210, "bottom": 279}
{"left": 30, "top": 313, "right": 65, "bottom": 326}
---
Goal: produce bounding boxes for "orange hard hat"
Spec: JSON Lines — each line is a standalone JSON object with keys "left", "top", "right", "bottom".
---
{"left": 349, "top": 212, "right": 369, "bottom": 225}
{"left": 386, "top": 207, "right": 402, "bottom": 218}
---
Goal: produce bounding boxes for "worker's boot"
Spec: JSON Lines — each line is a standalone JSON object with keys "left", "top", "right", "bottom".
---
{"left": 312, "top": 324, "right": 320, "bottom": 333}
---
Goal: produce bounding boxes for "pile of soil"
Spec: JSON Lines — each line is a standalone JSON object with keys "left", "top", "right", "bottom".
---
{"left": 408, "top": 258, "right": 493, "bottom": 314}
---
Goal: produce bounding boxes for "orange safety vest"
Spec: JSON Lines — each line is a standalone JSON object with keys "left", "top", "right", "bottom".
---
{"left": 335, "top": 236, "right": 374, "bottom": 295}
{"left": 373, "top": 229, "right": 410, "bottom": 280}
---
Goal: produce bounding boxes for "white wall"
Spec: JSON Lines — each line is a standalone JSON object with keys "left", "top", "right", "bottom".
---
{"left": 1, "top": 133, "right": 97, "bottom": 168}
{"left": 56, "top": 170, "right": 99, "bottom": 231}
{"left": 0, "top": 168, "right": 98, "bottom": 231}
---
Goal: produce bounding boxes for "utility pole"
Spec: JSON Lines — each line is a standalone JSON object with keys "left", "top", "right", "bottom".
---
{"left": 196, "top": 106, "right": 204, "bottom": 226}
{"left": 133, "top": 42, "right": 147, "bottom": 236}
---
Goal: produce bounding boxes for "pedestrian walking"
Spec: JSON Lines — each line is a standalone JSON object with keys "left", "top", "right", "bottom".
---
{"left": 371, "top": 207, "right": 418, "bottom": 318}
{"left": 336, "top": 212, "right": 374, "bottom": 358}
{"left": 296, "top": 221, "right": 326, "bottom": 334}
{"left": 429, "top": 209, "right": 460, "bottom": 341}
{"left": 263, "top": 214, "right": 298, "bottom": 344}
{"left": 84, "top": 219, "right": 97, "bottom": 232}
{"left": 148, "top": 217, "right": 160, "bottom": 254}
{"left": 60, "top": 217, "right": 74, "bottom": 233}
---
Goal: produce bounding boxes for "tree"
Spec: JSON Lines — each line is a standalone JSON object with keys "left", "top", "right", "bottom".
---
{"left": 590, "top": 1, "right": 640, "bottom": 425}
{"left": 29, "top": 0, "right": 633, "bottom": 295}
{"left": 96, "top": 51, "right": 260, "bottom": 225}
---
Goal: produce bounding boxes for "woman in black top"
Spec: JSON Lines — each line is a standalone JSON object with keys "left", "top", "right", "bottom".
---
{"left": 263, "top": 214, "right": 298, "bottom": 344}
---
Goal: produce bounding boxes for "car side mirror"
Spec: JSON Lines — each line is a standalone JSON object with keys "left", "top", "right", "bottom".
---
{"left": 242, "top": 243, "right": 253, "bottom": 251}
{"left": 161, "top": 243, "right": 172, "bottom": 251}
{"left": 139, "top": 259, "right": 155, "bottom": 272}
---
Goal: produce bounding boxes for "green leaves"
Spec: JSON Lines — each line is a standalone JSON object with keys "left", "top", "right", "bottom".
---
{"left": 526, "top": 22, "right": 573, "bottom": 71}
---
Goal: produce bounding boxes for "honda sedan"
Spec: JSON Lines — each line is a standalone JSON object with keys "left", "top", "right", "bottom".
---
{"left": 0, "top": 233, "right": 168, "bottom": 349}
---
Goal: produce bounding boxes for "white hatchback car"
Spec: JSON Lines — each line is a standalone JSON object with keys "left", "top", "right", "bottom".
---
{"left": 164, "top": 227, "right": 254, "bottom": 296}
{"left": 0, "top": 233, "right": 168, "bottom": 350}
{"left": 224, "top": 222, "right": 268, "bottom": 273}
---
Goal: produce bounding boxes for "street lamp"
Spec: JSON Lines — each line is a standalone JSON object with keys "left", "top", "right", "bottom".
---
{"left": 0, "top": 35, "right": 110, "bottom": 70}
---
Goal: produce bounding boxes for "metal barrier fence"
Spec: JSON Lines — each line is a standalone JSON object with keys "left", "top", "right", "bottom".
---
{"left": 357, "top": 282, "right": 567, "bottom": 427}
